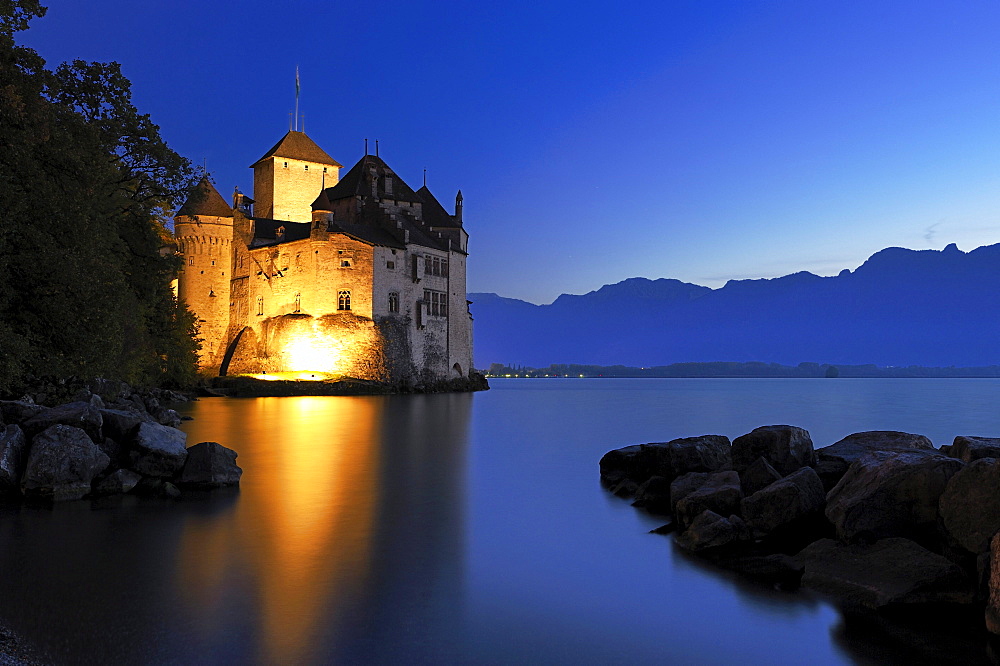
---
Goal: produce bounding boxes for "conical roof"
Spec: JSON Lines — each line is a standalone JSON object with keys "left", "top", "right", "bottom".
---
{"left": 311, "top": 188, "right": 333, "bottom": 211}
{"left": 176, "top": 176, "right": 233, "bottom": 217}
{"left": 250, "top": 131, "right": 342, "bottom": 168}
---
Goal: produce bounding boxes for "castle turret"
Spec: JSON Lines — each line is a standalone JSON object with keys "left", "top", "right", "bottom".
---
{"left": 175, "top": 176, "right": 234, "bottom": 370}
{"left": 251, "top": 131, "right": 342, "bottom": 222}
{"left": 455, "top": 190, "right": 463, "bottom": 224}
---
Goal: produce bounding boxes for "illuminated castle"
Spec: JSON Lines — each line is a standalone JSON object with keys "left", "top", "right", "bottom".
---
{"left": 173, "top": 130, "right": 473, "bottom": 385}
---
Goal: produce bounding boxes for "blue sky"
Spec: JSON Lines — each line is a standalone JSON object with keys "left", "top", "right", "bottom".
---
{"left": 20, "top": 1, "right": 1000, "bottom": 304}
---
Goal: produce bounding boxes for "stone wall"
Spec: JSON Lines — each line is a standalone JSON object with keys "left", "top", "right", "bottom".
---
{"left": 175, "top": 214, "right": 234, "bottom": 370}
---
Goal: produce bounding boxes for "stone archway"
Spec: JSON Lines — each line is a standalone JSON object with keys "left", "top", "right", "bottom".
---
{"left": 452, "top": 362, "right": 464, "bottom": 377}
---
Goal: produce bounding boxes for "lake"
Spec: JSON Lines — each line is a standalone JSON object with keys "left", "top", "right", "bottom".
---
{"left": 1, "top": 378, "right": 999, "bottom": 664}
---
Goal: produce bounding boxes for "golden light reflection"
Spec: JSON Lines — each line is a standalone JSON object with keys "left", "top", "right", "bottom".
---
{"left": 176, "top": 396, "right": 382, "bottom": 664}
{"left": 283, "top": 323, "right": 351, "bottom": 375}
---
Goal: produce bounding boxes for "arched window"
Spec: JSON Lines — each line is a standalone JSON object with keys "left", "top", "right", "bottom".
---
{"left": 388, "top": 292, "right": 399, "bottom": 313}
{"left": 294, "top": 293, "right": 301, "bottom": 313}
{"left": 338, "top": 290, "right": 351, "bottom": 311}
{"left": 256, "top": 296, "right": 264, "bottom": 316}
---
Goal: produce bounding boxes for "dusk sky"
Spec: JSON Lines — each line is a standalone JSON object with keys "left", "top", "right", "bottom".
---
{"left": 20, "top": 1, "right": 1000, "bottom": 305}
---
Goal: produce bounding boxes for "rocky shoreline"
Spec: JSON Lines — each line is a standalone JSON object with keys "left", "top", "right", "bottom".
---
{"left": 601, "top": 426, "right": 1000, "bottom": 650}
{"left": 0, "top": 379, "right": 241, "bottom": 503}
{"left": 206, "top": 372, "right": 490, "bottom": 397}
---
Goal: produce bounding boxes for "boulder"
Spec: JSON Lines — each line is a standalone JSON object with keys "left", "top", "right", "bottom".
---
{"left": 947, "top": 436, "right": 1000, "bottom": 463}
{"left": 98, "top": 408, "right": 143, "bottom": 444}
{"left": 825, "top": 450, "right": 963, "bottom": 543}
{"left": 741, "top": 456, "right": 783, "bottom": 496}
{"left": 129, "top": 422, "right": 188, "bottom": 478}
{"left": 93, "top": 468, "right": 142, "bottom": 496}
{"left": 987, "top": 533, "right": 1000, "bottom": 635}
{"left": 0, "top": 400, "right": 45, "bottom": 426}
{"left": 795, "top": 537, "right": 972, "bottom": 608}
{"left": 0, "top": 424, "right": 27, "bottom": 493}
{"left": 133, "top": 477, "right": 181, "bottom": 498}
{"left": 741, "top": 466, "right": 825, "bottom": 535}
{"left": 177, "top": 442, "right": 242, "bottom": 489}
{"left": 939, "top": 458, "right": 1000, "bottom": 554}
{"left": 600, "top": 435, "right": 731, "bottom": 487}
{"left": 23, "top": 401, "right": 103, "bottom": 444}
{"left": 731, "top": 425, "right": 814, "bottom": 476}
{"left": 675, "top": 510, "right": 743, "bottom": 552}
{"left": 669, "top": 472, "right": 709, "bottom": 516}
{"left": 664, "top": 435, "right": 732, "bottom": 477}
{"left": 21, "top": 425, "right": 110, "bottom": 501}
{"left": 675, "top": 470, "right": 742, "bottom": 530}
{"left": 815, "top": 431, "right": 935, "bottom": 490}
{"left": 599, "top": 445, "right": 649, "bottom": 486}
{"left": 153, "top": 407, "right": 182, "bottom": 428}
{"left": 631, "top": 475, "right": 672, "bottom": 513}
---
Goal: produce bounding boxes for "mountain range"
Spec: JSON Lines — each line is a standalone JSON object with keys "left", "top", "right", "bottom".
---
{"left": 469, "top": 243, "right": 1000, "bottom": 369}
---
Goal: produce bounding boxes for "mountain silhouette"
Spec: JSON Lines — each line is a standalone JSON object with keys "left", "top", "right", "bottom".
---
{"left": 469, "top": 243, "right": 1000, "bottom": 368}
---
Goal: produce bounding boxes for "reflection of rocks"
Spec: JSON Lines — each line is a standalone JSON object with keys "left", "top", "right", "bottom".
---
{"left": 601, "top": 423, "right": 1000, "bottom": 638}
{"left": 0, "top": 397, "right": 240, "bottom": 502}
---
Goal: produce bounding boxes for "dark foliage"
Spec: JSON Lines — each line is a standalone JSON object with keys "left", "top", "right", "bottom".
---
{"left": 0, "top": 2, "right": 200, "bottom": 395}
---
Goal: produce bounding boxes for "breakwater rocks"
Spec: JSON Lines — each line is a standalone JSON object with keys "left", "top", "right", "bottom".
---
{"left": 601, "top": 426, "right": 1000, "bottom": 635}
{"left": 0, "top": 390, "right": 241, "bottom": 502}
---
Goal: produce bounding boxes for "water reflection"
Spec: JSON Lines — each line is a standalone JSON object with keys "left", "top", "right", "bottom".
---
{"left": 0, "top": 393, "right": 471, "bottom": 665}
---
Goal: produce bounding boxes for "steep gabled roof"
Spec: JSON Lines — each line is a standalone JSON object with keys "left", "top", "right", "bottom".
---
{"left": 323, "top": 154, "right": 420, "bottom": 203}
{"left": 248, "top": 219, "right": 312, "bottom": 247}
{"left": 415, "top": 185, "right": 461, "bottom": 228}
{"left": 250, "top": 131, "right": 342, "bottom": 168}
{"left": 176, "top": 176, "right": 233, "bottom": 217}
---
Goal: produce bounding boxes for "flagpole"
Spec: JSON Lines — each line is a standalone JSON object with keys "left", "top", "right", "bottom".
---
{"left": 294, "top": 66, "right": 300, "bottom": 131}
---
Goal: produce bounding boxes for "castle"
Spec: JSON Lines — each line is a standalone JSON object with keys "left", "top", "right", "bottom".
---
{"left": 173, "top": 130, "right": 473, "bottom": 386}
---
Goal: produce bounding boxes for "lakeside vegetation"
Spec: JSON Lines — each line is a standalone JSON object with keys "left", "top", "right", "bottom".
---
{"left": 0, "top": 2, "right": 201, "bottom": 396}
{"left": 486, "top": 362, "right": 1000, "bottom": 379}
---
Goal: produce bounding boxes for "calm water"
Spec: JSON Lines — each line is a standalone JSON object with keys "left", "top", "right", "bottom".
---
{"left": 2, "top": 378, "right": 1000, "bottom": 664}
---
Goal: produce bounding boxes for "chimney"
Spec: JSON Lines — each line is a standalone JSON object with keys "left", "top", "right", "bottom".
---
{"left": 455, "top": 190, "right": 463, "bottom": 224}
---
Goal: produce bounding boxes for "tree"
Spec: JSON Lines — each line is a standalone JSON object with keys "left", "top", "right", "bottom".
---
{"left": 0, "top": 1, "right": 201, "bottom": 394}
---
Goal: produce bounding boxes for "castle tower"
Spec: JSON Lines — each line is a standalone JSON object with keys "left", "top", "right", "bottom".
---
{"left": 175, "top": 176, "right": 235, "bottom": 370}
{"left": 251, "top": 131, "right": 343, "bottom": 222}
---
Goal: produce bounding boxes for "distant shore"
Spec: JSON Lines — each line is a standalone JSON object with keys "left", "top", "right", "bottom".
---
{"left": 486, "top": 362, "right": 1000, "bottom": 379}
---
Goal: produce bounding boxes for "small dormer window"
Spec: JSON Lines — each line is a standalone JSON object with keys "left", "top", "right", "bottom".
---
{"left": 276, "top": 226, "right": 285, "bottom": 240}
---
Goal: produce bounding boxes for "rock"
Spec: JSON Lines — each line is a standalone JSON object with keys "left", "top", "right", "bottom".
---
{"left": 133, "top": 477, "right": 181, "bottom": 498}
{"left": 718, "top": 553, "right": 805, "bottom": 589}
{"left": 825, "top": 450, "right": 963, "bottom": 543}
{"left": 21, "top": 424, "right": 110, "bottom": 501}
{"left": 947, "top": 436, "right": 1000, "bottom": 463}
{"left": 664, "top": 435, "right": 732, "bottom": 477}
{"left": 88, "top": 393, "right": 105, "bottom": 409}
{"left": 741, "top": 466, "right": 825, "bottom": 535}
{"left": 939, "top": 458, "right": 1000, "bottom": 554}
{"left": 599, "top": 444, "right": 649, "bottom": 485}
{"left": 0, "top": 424, "right": 28, "bottom": 493}
{"left": 631, "top": 475, "right": 672, "bottom": 513}
{"left": 741, "top": 456, "right": 783, "bottom": 496}
{"left": 675, "top": 470, "right": 742, "bottom": 530}
{"left": 987, "top": 533, "right": 1000, "bottom": 635}
{"left": 600, "top": 435, "right": 731, "bottom": 487}
{"left": 731, "top": 425, "right": 815, "bottom": 476}
{"left": 675, "top": 510, "right": 742, "bottom": 552}
{"left": 177, "top": 442, "right": 242, "bottom": 489}
{"left": 93, "top": 468, "right": 142, "bottom": 496}
{"left": 670, "top": 472, "right": 709, "bottom": 515}
{"left": 153, "top": 407, "right": 182, "bottom": 428}
{"left": 98, "top": 408, "right": 144, "bottom": 445}
{"left": 23, "top": 401, "right": 103, "bottom": 444}
{"left": 0, "top": 400, "right": 45, "bottom": 426}
{"left": 795, "top": 537, "right": 972, "bottom": 608}
{"left": 129, "top": 422, "right": 188, "bottom": 478}
{"left": 815, "top": 431, "right": 935, "bottom": 490}
{"left": 649, "top": 520, "right": 676, "bottom": 535}
{"left": 609, "top": 477, "right": 639, "bottom": 498}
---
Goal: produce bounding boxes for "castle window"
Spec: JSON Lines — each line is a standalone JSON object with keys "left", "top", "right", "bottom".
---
{"left": 283, "top": 162, "right": 288, "bottom": 168}
{"left": 323, "top": 167, "right": 327, "bottom": 173}
{"left": 294, "top": 293, "right": 301, "bottom": 313}
{"left": 441, "top": 259, "right": 448, "bottom": 277}
{"left": 211, "top": 260, "right": 215, "bottom": 266}
{"left": 338, "top": 290, "right": 351, "bottom": 311}
{"left": 423, "top": 289, "right": 447, "bottom": 317}
{"left": 188, "top": 257, "right": 194, "bottom": 266}
{"left": 276, "top": 226, "right": 285, "bottom": 241}
{"left": 386, "top": 260, "right": 395, "bottom": 270}
{"left": 304, "top": 165, "right": 309, "bottom": 171}
{"left": 257, "top": 296, "right": 264, "bottom": 316}
{"left": 388, "top": 292, "right": 399, "bottom": 313}
{"left": 384, "top": 175, "right": 393, "bottom": 196}
{"left": 340, "top": 258, "right": 353, "bottom": 268}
